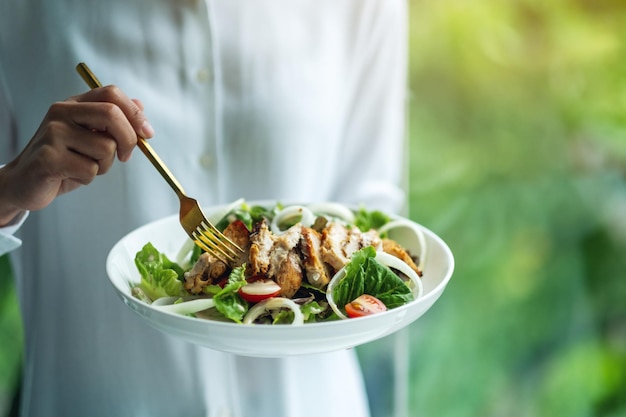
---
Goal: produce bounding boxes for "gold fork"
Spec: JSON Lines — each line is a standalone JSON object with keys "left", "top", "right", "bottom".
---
{"left": 76, "top": 62, "right": 243, "bottom": 265}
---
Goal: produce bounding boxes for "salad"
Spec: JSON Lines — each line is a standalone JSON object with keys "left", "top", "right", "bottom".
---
{"left": 131, "top": 201, "right": 426, "bottom": 325}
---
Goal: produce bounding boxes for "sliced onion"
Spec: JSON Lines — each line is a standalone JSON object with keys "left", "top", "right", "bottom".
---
{"left": 374, "top": 252, "right": 423, "bottom": 299}
{"left": 306, "top": 202, "right": 355, "bottom": 223}
{"left": 243, "top": 297, "right": 304, "bottom": 325}
{"left": 176, "top": 238, "right": 196, "bottom": 266}
{"left": 377, "top": 219, "right": 427, "bottom": 270}
{"left": 326, "top": 252, "right": 423, "bottom": 320}
{"left": 270, "top": 205, "right": 315, "bottom": 234}
{"left": 152, "top": 297, "right": 216, "bottom": 315}
{"left": 326, "top": 269, "right": 350, "bottom": 319}
{"left": 207, "top": 198, "right": 245, "bottom": 224}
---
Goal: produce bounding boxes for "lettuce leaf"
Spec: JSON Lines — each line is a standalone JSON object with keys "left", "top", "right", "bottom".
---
{"left": 212, "top": 265, "right": 249, "bottom": 323}
{"left": 353, "top": 207, "right": 391, "bottom": 232}
{"left": 134, "top": 242, "right": 185, "bottom": 300}
{"left": 300, "top": 300, "right": 327, "bottom": 323}
{"left": 331, "top": 246, "right": 413, "bottom": 313}
{"left": 215, "top": 201, "right": 284, "bottom": 232}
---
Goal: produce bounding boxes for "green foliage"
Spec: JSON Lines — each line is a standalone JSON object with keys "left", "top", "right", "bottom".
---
{"left": 0, "top": 255, "right": 22, "bottom": 415}
{"left": 212, "top": 266, "right": 249, "bottom": 323}
{"left": 332, "top": 247, "right": 414, "bottom": 312}
{"left": 134, "top": 242, "right": 185, "bottom": 300}
{"left": 391, "top": 0, "right": 626, "bottom": 416}
{"left": 354, "top": 208, "right": 391, "bottom": 232}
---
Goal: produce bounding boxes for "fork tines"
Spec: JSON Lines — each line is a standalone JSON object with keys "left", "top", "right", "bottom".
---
{"left": 192, "top": 222, "right": 243, "bottom": 265}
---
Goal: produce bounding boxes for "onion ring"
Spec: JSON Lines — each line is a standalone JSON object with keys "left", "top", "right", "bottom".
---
{"left": 306, "top": 202, "right": 355, "bottom": 223}
{"left": 152, "top": 297, "right": 216, "bottom": 315}
{"left": 377, "top": 219, "right": 427, "bottom": 270}
{"left": 270, "top": 205, "right": 315, "bottom": 234}
{"left": 243, "top": 297, "right": 304, "bottom": 325}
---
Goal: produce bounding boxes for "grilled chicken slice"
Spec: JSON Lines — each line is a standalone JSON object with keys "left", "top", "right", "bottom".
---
{"left": 343, "top": 228, "right": 382, "bottom": 259}
{"left": 321, "top": 223, "right": 384, "bottom": 272}
{"left": 320, "top": 222, "right": 350, "bottom": 271}
{"left": 382, "top": 238, "right": 422, "bottom": 276}
{"left": 184, "top": 252, "right": 228, "bottom": 294}
{"left": 300, "top": 227, "right": 330, "bottom": 289}
{"left": 249, "top": 220, "right": 275, "bottom": 276}
{"left": 184, "top": 220, "right": 252, "bottom": 294}
{"left": 268, "top": 224, "right": 303, "bottom": 298}
{"left": 360, "top": 229, "right": 383, "bottom": 252}
{"left": 342, "top": 228, "right": 362, "bottom": 260}
{"left": 274, "top": 251, "right": 303, "bottom": 299}
{"left": 223, "top": 220, "right": 251, "bottom": 266}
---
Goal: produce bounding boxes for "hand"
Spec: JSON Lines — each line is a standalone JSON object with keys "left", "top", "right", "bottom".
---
{"left": 0, "top": 85, "right": 154, "bottom": 226}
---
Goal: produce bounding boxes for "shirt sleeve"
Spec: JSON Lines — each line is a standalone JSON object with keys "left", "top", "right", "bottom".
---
{"left": 331, "top": 0, "right": 408, "bottom": 214}
{"left": 0, "top": 210, "right": 27, "bottom": 256}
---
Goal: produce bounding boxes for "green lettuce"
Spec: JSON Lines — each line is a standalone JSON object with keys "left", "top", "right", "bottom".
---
{"left": 300, "top": 300, "right": 327, "bottom": 323}
{"left": 353, "top": 207, "right": 390, "bottom": 232}
{"left": 215, "top": 202, "right": 283, "bottom": 232}
{"left": 332, "top": 246, "right": 414, "bottom": 313}
{"left": 215, "top": 207, "right": 254, "bottom": 232}
{"left": 211, "top": 265, "right": 249, "bottom": 323}
{"left": 134, "top": 242, "right": 185, "bottom": 301}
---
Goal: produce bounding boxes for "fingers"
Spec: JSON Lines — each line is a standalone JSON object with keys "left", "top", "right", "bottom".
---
{"left": 73, "top": 85, "right": 154, "bottom": 137}
{"left": 2, "top": 85, "right": 153, "bottom": 216}
{"left": 55, "top": 100, "right": 137, "bottom": 162}
{"left": 35, "top": 117, "right": 117, "bottom": 180}
{"left": 132, "top": 98, "right": 145, "bottom": 111}
{"left": 60, "top": 127, "right": 118, "bottom": 176}
{"left": 68, "top": 85, "right": 154, "bottom": 161}
{"left": 1, "top": 123, "right": 110, "bottom": 215}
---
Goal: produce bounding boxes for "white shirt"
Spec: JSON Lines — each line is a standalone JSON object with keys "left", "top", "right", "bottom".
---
{"left": 0, "top": 1, "right": 407, "bottom": 416}
{"left": 0, "top": 210, "right": 27, "bottom": 256}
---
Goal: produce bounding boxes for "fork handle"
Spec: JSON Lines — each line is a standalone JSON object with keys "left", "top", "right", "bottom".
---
{"left": 76, "top": 62, "right": 187, "bottom": 198}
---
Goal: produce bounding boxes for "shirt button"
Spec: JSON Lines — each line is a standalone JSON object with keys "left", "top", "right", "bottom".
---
{"left": 196, "top": 68, "right": 211, "bottom": 83}
{"left": 199, "top": 153, "right": 214, "bottom": 169}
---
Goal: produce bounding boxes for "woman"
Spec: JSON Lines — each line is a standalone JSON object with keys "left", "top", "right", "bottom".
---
{"left": 0, "top": 1, "right": 407, "bottom": 416}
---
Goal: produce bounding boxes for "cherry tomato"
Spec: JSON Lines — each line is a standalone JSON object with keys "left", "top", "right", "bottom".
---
{"left": 238, "top": 279, "right": 282, "bottom": 303}
{"left": 345, "top": 294, "right": 387, "bottom": 318}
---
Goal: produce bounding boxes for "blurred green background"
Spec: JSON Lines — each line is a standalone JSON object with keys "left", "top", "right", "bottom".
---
{"left": 1, "top": 0, "right": 625, "bottom": 416}
{"left": 362, "top": 0, "right": 626, "bottom": 416}
{"left": 0, "top": 256, "right": 21, "bottom": 415}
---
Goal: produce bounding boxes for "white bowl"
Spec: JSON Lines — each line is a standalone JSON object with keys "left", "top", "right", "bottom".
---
{"left": 106, "top": 202, "right": 454, "bottom": 357}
